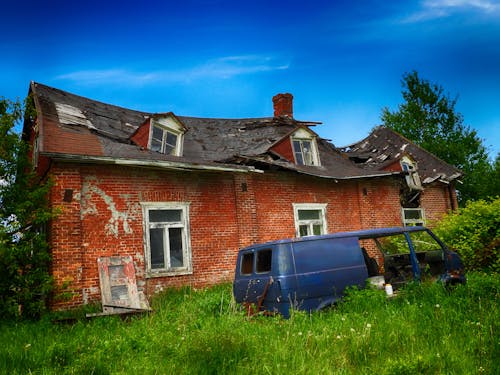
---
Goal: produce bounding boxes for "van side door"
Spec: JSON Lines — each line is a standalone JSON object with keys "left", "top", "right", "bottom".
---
{"left": 233, "top": 248, "right": 275, "bottom": 308}
{"left": 292, "top": 237, "right": 368, "bottom": 310}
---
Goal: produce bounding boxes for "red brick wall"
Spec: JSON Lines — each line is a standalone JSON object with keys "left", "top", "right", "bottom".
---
{"left": 47, "top": 163, "right": 431, "bottom": 309}
{"left": 50, "top": 163, "right": 244, "bottom": 308}
{"left": 49, "top": 165, "right": 85, "bottom": 307}
{"left": 420, "top": 183, "right": 455, "bottom": 225}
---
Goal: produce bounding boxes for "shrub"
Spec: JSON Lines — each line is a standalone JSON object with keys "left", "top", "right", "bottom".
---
{"left": 434, "top": 197, "right": 500, "bottom": 272}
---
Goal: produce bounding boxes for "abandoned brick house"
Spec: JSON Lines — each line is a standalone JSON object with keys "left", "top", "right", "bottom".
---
{"left": 23, "top": 82, "right": 461, "bottom": 309}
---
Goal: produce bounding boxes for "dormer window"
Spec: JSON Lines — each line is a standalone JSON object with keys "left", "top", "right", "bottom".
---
{"left": 151, "top": 126, "right": 179, "bottom": 155}
{"left": 148, "top": 116, "right": 185, "bottom": 156}
{"left": 291, "top": 128, "right": 320, "bottom": 166}
{"left": 293, "top": 139, "right": 313, "bottom": 165}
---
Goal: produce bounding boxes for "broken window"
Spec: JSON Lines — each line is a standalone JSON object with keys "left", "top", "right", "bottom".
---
{"left": 151, "top": 125, "right": 180, "bottom": 155}
{"left": 142, "top": 203, "right": 192, "bottom": 276}
{"left": 401, "top": 156, "right": 422, "bottom": 190}
{"left": 288, "top": 127, "right": 321, "bottom": 166}
{"left": 402, "top": 208, "right": 425, "bottom": 226}
{"left": 241, "top": 252, "right": 254, "bottom": 275}
{"left": 256, "top": 249, "right": 272, "bottom": 273}
{"left": 292, "top": 138, "right": 321, "bottom": 166}
{"left": 293, "top": 203, "right": 327, "bottom": 237}
{"left": 148, "top": 116, "right": 185, "bottom": 156}
{"left": 239, "top": 249, "right": 273, "bottom": 275}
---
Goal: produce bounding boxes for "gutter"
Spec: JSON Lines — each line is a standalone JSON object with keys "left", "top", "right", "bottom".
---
{"left": 41, "top": 152, "right": 264, "bottom": 174}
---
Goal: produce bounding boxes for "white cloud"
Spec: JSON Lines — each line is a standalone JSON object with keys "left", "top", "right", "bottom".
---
{"left": 56, "top": 69, "right": 160, "bottom": 86}
{"left": 401, "top": 0, "right": 500, "bottom": 23}
{"left": 55, "top": 55, "right": 289, "bottom": 86}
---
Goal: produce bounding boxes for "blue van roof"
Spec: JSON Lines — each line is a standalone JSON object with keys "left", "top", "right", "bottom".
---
{"left": 240, "top": 226, "right": 428, "bottom": 251}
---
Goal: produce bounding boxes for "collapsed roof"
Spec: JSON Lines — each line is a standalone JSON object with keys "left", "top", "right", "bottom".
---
{"left": 341, "top": 126, "right": 462, "bottom": 184}
{"left": 25, "top": 82, "right": 460, "bottom": 184}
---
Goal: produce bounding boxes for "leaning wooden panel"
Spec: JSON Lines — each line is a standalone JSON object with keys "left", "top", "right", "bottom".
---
{"left": 87, "top": 256, "right": 150, "bottom": 317}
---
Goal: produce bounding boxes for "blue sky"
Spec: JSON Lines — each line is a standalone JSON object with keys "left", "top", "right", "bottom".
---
{"left": 1, "top": 0, "right": 499, "bottom": 158}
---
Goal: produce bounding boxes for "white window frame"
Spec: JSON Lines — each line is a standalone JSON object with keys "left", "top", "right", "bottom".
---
{"left": 142, "top": 202, "right": 192, "bottom": 277}
{"left": 290, "top": 128, "right": 321, "bottom": 166}
{"left": 293, "top": 203, "right": 328, "bottom": 237}
{"left": 149, "top": 118, "right": 184, "bottom": 156}
{"left": 402, "top": 207, "right": 425, "bottom": 226}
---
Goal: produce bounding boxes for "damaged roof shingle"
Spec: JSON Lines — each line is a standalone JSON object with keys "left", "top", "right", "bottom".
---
{"left": 29, "top": 82, "right": 457, "bottom": 182}
{"left": 341, "top": 126, "right": 462, "bottom": 184}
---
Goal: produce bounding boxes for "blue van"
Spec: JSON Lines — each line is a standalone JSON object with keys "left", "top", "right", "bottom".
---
{"left": 233, "top": 226, "right": 465, "bottom": 317}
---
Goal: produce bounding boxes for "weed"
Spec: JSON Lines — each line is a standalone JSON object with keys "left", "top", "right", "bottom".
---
{"left": 0, "top": 272, "right": 497, "bottom": 374}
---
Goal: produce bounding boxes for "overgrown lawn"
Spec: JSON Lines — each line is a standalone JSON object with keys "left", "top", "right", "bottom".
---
{"left": 0, "top": 272, "right": 498, "bottom": 374}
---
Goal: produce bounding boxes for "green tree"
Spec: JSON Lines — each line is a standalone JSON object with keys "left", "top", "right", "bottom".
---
{"left": 381, "top": 71, "right": 497, "bottom": 204}
{"left": 0, "top": 97, "right": 53, "bottom": 319}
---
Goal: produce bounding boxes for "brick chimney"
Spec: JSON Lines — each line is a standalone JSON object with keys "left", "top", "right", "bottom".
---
{"left": 272, "top": 93, "right": 293, "bottom": 118}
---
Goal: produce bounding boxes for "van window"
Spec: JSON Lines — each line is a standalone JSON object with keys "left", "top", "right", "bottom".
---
{"left": 376, "top": 234, "right": 409, "bottom": 255}
{"left": 256, "top": 249, "right": 272, "bottom": 273}
{"left": 408, "top": 231, "right": 442, "bottom": 253}
{"left": 240, "top": 252, "right": 254, "bottom": 275}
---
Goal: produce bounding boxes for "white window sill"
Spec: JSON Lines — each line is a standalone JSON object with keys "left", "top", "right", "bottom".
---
{"left": 145, "top": 269, "right": 193, "bottom": 278}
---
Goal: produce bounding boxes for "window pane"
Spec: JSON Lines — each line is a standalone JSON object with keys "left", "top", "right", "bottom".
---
{"left": 166, "top": 132, "right": 177, "bottom": 146}
{"left": 164, "top": 143, "right": 176, "bottom": 155}
{"left": 149, "top": 209, "right": 182, "bottom": 223}
{"left": 299, "top": 225, "right": 309, "bottom": 237}
{"left": 292, "top": 140, "right": 302, "bottom": 153}
{"left": 256, "top": 249, "right": 272, "bottom": 273}
{"left": 152, "top": 126, "right": 164, "bottom": 141}
{"left": 241, "top": 252, "right": 254, "bottom": 275}
{"left": 404, "top": 209, "right": 422, "bottom": 220}
{"left": 302, "top": 140, "right": 311, "bottom": 150}
{"left": 151, "top": 139, "right": 162, "bottom": 152}
{"left": 295, "top": 152, "right": 304, "bottom": 165}
{"left": 169, "top": 227, "right": 184, "bottom": 267}
{"left": 298, "top": 209, "right": 320, "bottom": 220}
{"left": 312, "top": 224, "right": 322, "bottom": 235}
{"left": 302, "top": 141, "right": 313, "bottom": 165}
{"left": 164, "top": 132, "right": 178, "bottom": 155}
{"left": 150, "top": 228, "right": 165, "bottom": 269}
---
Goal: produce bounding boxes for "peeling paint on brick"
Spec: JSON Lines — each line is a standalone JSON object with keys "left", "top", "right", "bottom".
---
{"left": 81, "top": 176, "right": 136, "bottom": 237}
{"left": 83, "top": 286, "right": 100, "bottom": 304}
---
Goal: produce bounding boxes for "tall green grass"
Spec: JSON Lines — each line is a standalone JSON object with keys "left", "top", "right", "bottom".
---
{"left": 0, "top": 272, "right": 498, "bottom": 374}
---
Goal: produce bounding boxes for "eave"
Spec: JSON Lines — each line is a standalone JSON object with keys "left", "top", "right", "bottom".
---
{"left": 41, "top": 152, "right": 264, "bottom": 174}
{"left": 229, "top": 155, "right": 404, "bottom": 181}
